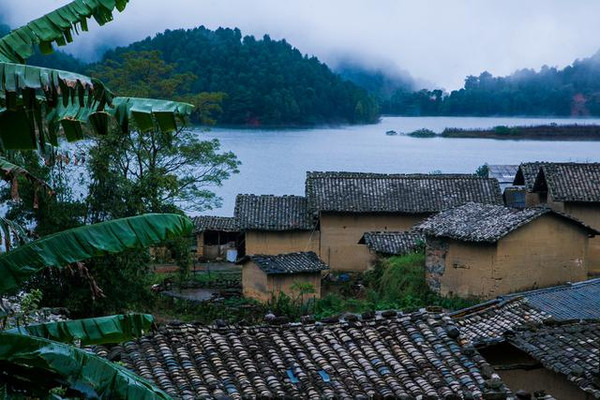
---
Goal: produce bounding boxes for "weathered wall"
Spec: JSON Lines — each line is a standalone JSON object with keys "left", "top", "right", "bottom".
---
{"left": 242, "top": 261, "right": 322, "bottom": 303}
{"left": 245, "top": 230, "right": 320, "bottom": 256}
{"left": 242, "top": 262, "right": 271, "bottom": 303}
{"left": 525, "top": 191, "right": 543, "bottom": 207}
{"left": 495, "top": 215, "right": 588, "bottom": 293}
{"left": 320, "top": 213, "right": 428, "bottom": 272}
{"left": 268, "top": 272, "right": 322, "bottom": 301}
{"left": 425, "top": 238, "right": 497, "bottom": 298}
{"left": 563, "top": 201, "right": 600, "bottom": 275}
{"left": 426, "top": 215, "right": 589, "bottom": 299}
{"left": 480, "top": 343, "right": 589, "bottom": 400}
{"left": 195, "top": 232, "right": 204, "bottom": 258}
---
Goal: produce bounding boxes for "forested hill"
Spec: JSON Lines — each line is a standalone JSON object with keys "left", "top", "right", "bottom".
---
{"left": 383, "top": 51, "right": 600, "bottom": 117}
{"left": 98, "top": 27, "right": 379, "bottom": 126}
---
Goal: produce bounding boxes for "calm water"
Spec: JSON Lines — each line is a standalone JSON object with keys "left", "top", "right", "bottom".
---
{"left": 198, "top": 116, "right": 600, "bottom": 216}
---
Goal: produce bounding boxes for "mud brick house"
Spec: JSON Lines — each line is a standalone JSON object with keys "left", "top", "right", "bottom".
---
{"left": 358, "top": 231, "right": 424, "bottom": 267}
{"left": 305, "top": 172, "right": 502, "bottom": 272}
{"left": 93, "top": 310, "right": 513, "bottom": 399}
{"left": 192, "top": 216, "right": 240, "bottom": 261}
{"left": 239, "top": 252, "right": 329, "bottom": 302}
{"left": 453, "top": 280, "right": 600, "bottom": 399}
{"left": 235, "top": 194, "right": 319, "bottom": 257}
{"left": 418, "top": 203, "right": 598, "bottom": 299}
{"left": 529, "top": 162, "right": 600, "bottom": 274}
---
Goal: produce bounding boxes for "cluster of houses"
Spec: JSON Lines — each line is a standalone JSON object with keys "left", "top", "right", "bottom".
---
{"left": 193, "top": 162, "right": 600, "bottom": 303}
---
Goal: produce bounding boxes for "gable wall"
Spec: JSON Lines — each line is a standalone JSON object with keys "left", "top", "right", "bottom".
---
{"left": 320, "top": 212, "right": 428, "bottom": 272}
{"left": 242, "top": 262, "right": 271, "bottom": 302}
{"left": 494, "top": 215, "right": 588, "bottom": 292}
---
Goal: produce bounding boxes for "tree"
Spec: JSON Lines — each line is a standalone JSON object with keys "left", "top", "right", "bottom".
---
{"left": 0, "top": 1, "right": 198, "bottom": 397}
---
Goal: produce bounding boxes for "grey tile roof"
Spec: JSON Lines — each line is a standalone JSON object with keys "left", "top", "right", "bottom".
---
{"left": 305, "top": 172, "right": 503, "bottom": 214}
{"left": 235, "top": 194, "right": 314, "bottom": 231}
{"left": 532, "top": 162, "right": 600, "bottom": 202}
{"left": 417, "top": 202, "right": 599, "bottom": 243}
{"left": 192, "top": 216, "right": 239, "bottom": 233}
{"left": 508, "top": 320, "right": 600, "bottom": 399}
{"left": 502, "top": 278, "right": 600, "bottom": 321}
{"left": 358, "top": 231, "right": 425, "bottom": 256}
{"left": 487, "top": 165, "right": 519, "bottom": 184}
{"left": 241, "top": 252, "right": 329, "bottom": 275}
{"left": 513, "top": 162, "right": 544, "bottom": 191}
{"left": 451, "top": 298, "right": 551, "bottom": 347}
{"left": 94, "top": 312, "right": 512, "bottom": 399}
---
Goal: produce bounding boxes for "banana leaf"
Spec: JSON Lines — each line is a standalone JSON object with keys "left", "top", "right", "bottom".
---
{"left": 110, "top": 97, "right": 194, "bottom": 133}
{"left": 7, "top": 313, "right": 153, "bottom": 346}
{"left": 0, "top": 154, "right": 52, "bottom": 192}
{"left": 0, "top": 0, "right": 130, "bottom": 64}
{"left": 0, "top": 216, "right": 29, "bottom": 253}
{"left": 0, "top": 332, "right": 171, "bottom": 399}
{"left": 0, "top": 213, "right": 193, "bottom": 294}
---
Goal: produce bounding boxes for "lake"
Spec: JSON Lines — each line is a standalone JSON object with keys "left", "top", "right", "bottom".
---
{"left": 199, "top": 116, "right": 600, "bottom": 216}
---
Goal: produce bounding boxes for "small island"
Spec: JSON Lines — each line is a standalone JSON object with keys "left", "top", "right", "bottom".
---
{"left": 440, "top": 124, "right": 600, "bottom": 140}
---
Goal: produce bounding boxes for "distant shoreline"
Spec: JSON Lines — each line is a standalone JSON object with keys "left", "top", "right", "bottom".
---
{"left": 439, "top": 124, "right": 600, "bottom": 140}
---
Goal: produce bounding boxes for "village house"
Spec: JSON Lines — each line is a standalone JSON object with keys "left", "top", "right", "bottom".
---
{"left": 192, "top": 215, "right": 240, "bottom": 261}
{"left": 235, "top": 194, "right": 319, "bottom": 257}
{"left": 238, "top": 251, "right": 329, "bottom": 303}
{"left": 305, "top": 172, "right": 503, "bottom": 272}
{"left": 513, "top": 162, "right": 547, "bottom": 207}
{"left": 358, "top": 230, "right": 425, "bottom": 268}
{"left": 418, "top": 202, "right": 598, "bottom": 299}
{"left": 453, "top": 279, "right": 600, "bottom": 399}
{"left": 528, "top": 162, "right": 600, "bottom": 274}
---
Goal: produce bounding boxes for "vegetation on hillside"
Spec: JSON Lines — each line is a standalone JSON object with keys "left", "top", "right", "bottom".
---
{"left": 383, "top": 52, "right": 600, "bottom": 117}
{"left": 95, "top": 27, "right": 379, "bottom": 126}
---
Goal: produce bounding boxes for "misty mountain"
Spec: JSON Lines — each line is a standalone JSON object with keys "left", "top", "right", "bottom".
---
{"left": 385, "top": 50, "right": 600, "bottom": 117}
{"left": 97, "top": 26, "right": 379, "bottom": 126}
{"left": 334, "top": 62, "right": 416, "bottom": 101}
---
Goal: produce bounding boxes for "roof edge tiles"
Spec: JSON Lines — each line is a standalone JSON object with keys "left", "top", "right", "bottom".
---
{"left": 238, "top": 251, "right": 330, "bottom": 275}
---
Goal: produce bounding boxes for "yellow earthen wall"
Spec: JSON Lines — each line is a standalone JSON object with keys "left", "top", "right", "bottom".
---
{"left": 495, "top": 216, "right": 588, "bottom": 294}
{"left": 434, "top": 239, "right": 497, "bottom": 298}
{"left": 245, "top": 230, "right": 320, "bottom": 256}
{"left": 242, "top": 261, "right": 322, "bottom": 302}
{"left": 242, "top": 262, "right": 271, "bottom": 303}
{"left": 549, "top": 199, "right": 600, "bottom": 275}
{"left": 195, "top": 232, "right": 204, "bottom": 258}
{"left": 320, "top": 213, "right": 428, "bottom": 272}
{"left": 268, "top": 272, "right": 322, "bottom": 301}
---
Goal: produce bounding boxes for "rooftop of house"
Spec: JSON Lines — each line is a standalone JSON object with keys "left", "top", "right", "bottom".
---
{"left": 487, "top": 164, "right": 519, "bottom": 184}
{"left": 532, "top": 162, "right": 600, "bottom": 203}
{"left": 417, "top": 202, "right": 598, "bottom": 243}
{"left": 358, "top": 231, "right": 425, "bottom": 256}
{"left": 192, "top": 215, "right": 239, "bottom": 233}
{"left": 93, "top": 311, "right": 512, "bottom": 399}
{"left": 507, "top": 320, "right": 600, "bottom": 399}
{"left": 513, "top": 162, "right": 545, "bottom": 191}
{"left": 234, "top": 194, "right": 314, "bottom": 231}
{"left": 502, "top": 278, "right": 600, "bottom": 321}
{"left": 451, "top": 297, "right": 551, "bottom": 347}
{"left": 305, "top": 171, "right": 503, "bottom": 214}
{"left": 451, "top": 278, "right": 600, "bottom": 348}
{"left": 239, "top": 251, "right": 329, "bottom": 275}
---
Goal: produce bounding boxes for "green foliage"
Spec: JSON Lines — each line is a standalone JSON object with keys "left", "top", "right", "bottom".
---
{"left": 475, "top": 163, "right": 489, "bottom": 178}
{"left": 0, "top": 331, "right": 171, "bottom": 399}
{"left": 407, "top": 128, "right": 436, "bottom": 137}
{"left": 7, "top": 313, "right": 154, "bottom": 346}
{"left": 98, "top": 27, "right": 379, "bottom": 126}
{"left": 0, "top": 213, "right": 193, "bottom": 294}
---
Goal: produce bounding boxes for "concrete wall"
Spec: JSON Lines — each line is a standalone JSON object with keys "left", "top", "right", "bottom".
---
{"left": 426, "top": 215, "right": 589, "bottom": 299}
{"left": 242, "top": 261, "right": 322, "bottom": 303}
{"left": 245, "top": 230, "right": 320, "bottom": 256}
{"left": 320, "top": 212, "right": 428, "bottom": 272}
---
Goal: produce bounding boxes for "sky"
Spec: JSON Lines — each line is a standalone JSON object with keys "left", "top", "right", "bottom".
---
{"left": 3, "top": 0, "right": 600, "bottom": 90}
